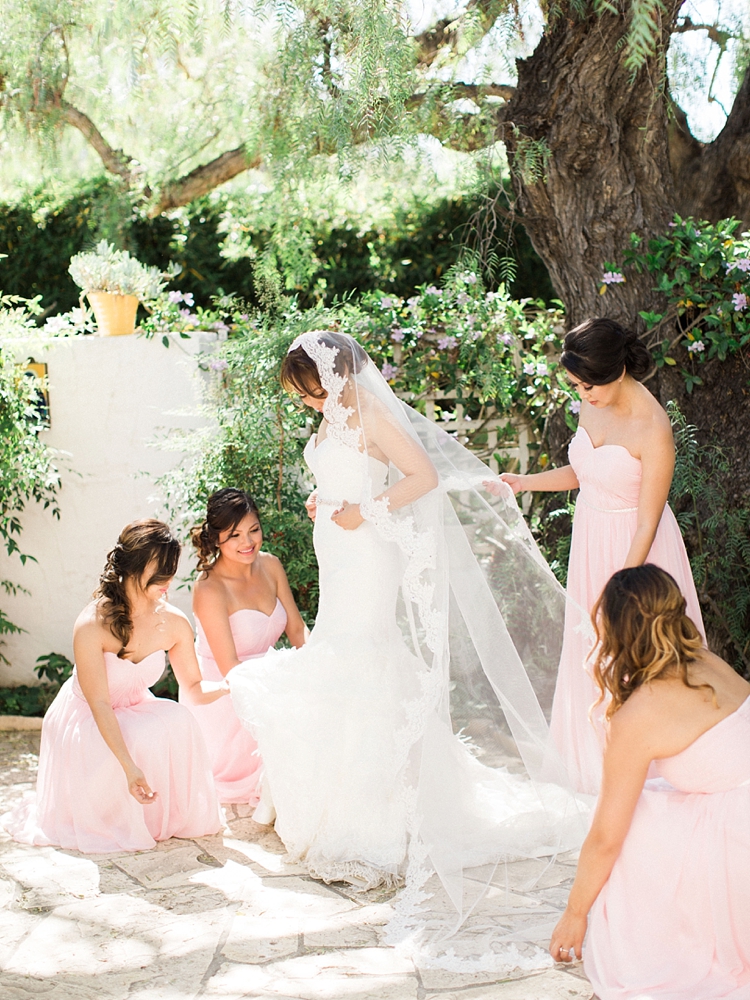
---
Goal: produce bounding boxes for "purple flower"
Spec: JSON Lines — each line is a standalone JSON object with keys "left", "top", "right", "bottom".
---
{"left": 168, "top": 290, "right": 183, "bottom": 304}
{"left": 733, "top": 292, "right": 747, "bottom": 312}
{"left": 569, "top": 399, "right": 581, "bottom": 414}
{"left": 465, "top": 273, "right": 477, "bottom": 285}
{"left": 456, "top": 292, "right": 470, "bottom": 306}
{"left": 390, "top": 328, "right": 405, "bottom": 342}
{"left": 424, "top": 285, "right": 442, "bottom": 297}
{"left": 209, "top": 358, "right": 229, "bottom": 372}
{"left": 470, "top": 330, "right": 481, "bottom": 341}
{"left": 179, "top": 309, "right": 193, "bottom": 320}
{"left": 239, "top": 313, "right": 250, "bottom": 320}
{"left": 381, "top": 362, "right": 398, "bottom": 380}
{"left": 686, "top": 340, "right": 705, "bottom": 354}
{"left": 380, "top": 297, "right": 394, "bottom": 309}
{"left": 213, "top": 321, "right": 230, "bottom": 335}
{"left": 437, "top": 336, "right": 458, "bottom": 350}
{"left": 182, "top": 292, "right": 195, "bottom": 307}
{"left": 536, "top": 362, "right": 548, "bottom": 376}
{"left": 465, "top": 314, "right": 475, "bottom": 326}
{"left": 498, "top": 332, "right": 513, "bottom": 345}
{"left": 668, "top": 222, "right": 677, "bottom": 228}
{"left": 523, "top": 362, "right": 536, "bottom": 375}
{"left": 602, "top": 271, "right": 625, "bottom": 285}
{"left": 407, "top": 296, "right": 420, "bottom": 310}
{"left": 733, "top": 259, "right": 750, "bottom": 273}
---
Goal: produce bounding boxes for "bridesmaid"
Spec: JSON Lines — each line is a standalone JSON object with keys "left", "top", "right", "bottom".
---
{"left": 488, "top": 318, "right": 703, "bottom": 793}
{"left": 5, "top": 520, "right": 226, "bottom": 853}
{"left": 186, "top": 488, "right": 306, "bottom": 809}
{"left": 551, "top": 565, "right": 750, "bottom": 999}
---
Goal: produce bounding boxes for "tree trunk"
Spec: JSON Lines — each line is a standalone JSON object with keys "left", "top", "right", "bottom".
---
{"left": 499, "top": 1, "right": 684, "bottom": 330}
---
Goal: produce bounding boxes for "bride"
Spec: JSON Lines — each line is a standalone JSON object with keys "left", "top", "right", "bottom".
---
{"left": 228, "top": 330, "right": 587, "bottom": 969}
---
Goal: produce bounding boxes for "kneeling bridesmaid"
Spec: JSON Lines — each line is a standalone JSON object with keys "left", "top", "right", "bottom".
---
{"left": 551, "top": 564, "right": 750, "bottom": 998}
{"left": 184, "top": 489, "right": 306, "bottom": 806}
{"left": 5, "top": 520, "right": 227, "bottom": 853}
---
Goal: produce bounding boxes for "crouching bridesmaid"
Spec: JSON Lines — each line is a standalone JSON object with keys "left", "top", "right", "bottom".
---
{"left": 551, "top": 564, "right": 750, "bottom": 998}
{"left": 4, "top": 519, "right": 227, "bottom": 853}
{"left": 184, "top": 489, "right": 306, "bottom": 808}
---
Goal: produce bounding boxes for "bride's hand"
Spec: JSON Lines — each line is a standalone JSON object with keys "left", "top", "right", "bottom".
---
{"left": 305, "top": 490, "right": 318, "bottom": 522}
{"left": 331, "top": 502, "right": 364, "bottom": 531}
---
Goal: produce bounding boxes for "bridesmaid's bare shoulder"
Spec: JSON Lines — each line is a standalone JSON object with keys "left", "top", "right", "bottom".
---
{"left": 193, "top": 568, "right": 230, "bottom": 619}
{"left": 73, "top": 600, "right": 116, "bottom": 652}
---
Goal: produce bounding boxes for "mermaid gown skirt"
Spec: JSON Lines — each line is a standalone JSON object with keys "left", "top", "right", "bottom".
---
{"left": 550, "top": 427, "right": 704, "bottom": 794}
{"left": 182, "top": 602, "right": 287, "bottom": 804}
{"left": 4, "top": 651, "right": 221, "bottom": 853}
{"left": 585, "top": 697, "right": 750, "bottom": 999}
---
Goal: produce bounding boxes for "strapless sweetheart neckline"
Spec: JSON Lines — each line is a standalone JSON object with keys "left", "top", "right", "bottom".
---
{"left": 307, "top": 433, "right": 389, "bottom": 471}
{"left": 577, "top": 425, "right": 639, "bottom": 462}
{"left": 103, "top": 649, "right": 165, "bottom": 667}
{"left": 228, "top": 598, "right": 284, "bottom": 620}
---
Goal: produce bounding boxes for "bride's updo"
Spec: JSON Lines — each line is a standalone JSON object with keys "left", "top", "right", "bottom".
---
{"left": 561, "top": 318, "right": 651, "bottom": 384}
{"left": 281, "top": 331, "right": 367, "bottom": 398}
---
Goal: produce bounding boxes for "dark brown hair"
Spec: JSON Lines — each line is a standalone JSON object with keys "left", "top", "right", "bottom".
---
{"left": 561, "top": 318, "right": 651, "bottom": 385}
{"left": 592, "top": 564, "right": 706, "bottom": 719}
{"left": 191, "top": 488, "right": 261, "bottom": 574}
{"left": 95, "top": 520, "right": 181, "bottom": 656}
{"left": 280, "top": 331, "right": 366, "bottom": 398}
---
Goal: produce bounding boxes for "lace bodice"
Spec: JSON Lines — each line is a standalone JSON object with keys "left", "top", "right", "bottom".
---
{"left": 304, "top": 434, "right": 388, "bottom": 507}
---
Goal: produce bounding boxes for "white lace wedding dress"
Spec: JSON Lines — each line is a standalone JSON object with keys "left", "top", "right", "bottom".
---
{"left": 228, "top": 331, "right": 588, "bottom": 971}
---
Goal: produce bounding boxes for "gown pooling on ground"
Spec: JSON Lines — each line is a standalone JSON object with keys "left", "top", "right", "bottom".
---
{"left": 229, "top": 434, "right": 585, "bottom": 894}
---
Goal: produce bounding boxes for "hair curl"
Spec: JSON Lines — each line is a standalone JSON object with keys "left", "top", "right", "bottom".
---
{"left": 190, "top": 488, "right": 261, "bottom": 574}
{"left": 94, "top": 520, "right": 181, "bottom": 656}
{"left": 280, "top": 331, "right": 367, "bottom": 398}
{"left": 561, "top": 318, "right": 651, "bottom": 385}
{"left": 592, "top": 564, "right": 707, "bottom": 719}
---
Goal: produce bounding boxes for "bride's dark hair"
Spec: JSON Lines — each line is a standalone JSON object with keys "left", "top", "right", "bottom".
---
{"left": 561, "top": 318, "right": 651, "bottom": 385}
{"left": 95, "top": 520, "right": 181, "bottom": 656}
{"left": 280, "top": 330, "right": 366, "bottom": 398}
{"left": 191, "top": 488, "right": 261, "bottom": 574}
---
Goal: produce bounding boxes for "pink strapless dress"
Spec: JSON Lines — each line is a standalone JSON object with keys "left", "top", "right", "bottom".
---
{"left": 585, "top": 696, "right": 750, "bottom": 999}
{"left": 550, "top": 427, "right": 704, "bottom": 794}
{"left": 184, "top": 600, "right": 287, "bottom": 803}
{"left": 4, "top": 651, "right": 221, "bottom": 853}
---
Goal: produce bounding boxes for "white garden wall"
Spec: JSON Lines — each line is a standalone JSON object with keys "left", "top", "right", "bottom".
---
{"left": 0, "top": 331, "right": 218, "bottom": 685}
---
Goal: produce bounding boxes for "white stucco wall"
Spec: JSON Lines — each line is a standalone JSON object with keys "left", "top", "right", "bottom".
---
{"left": 0, "top": 331, "right": 218, "bottom": 685}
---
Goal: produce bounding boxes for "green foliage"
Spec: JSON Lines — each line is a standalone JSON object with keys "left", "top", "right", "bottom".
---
{"left": 0, "top": 684, "right": 56, "bottom": 716}
{"left": 0, "top": 313, "right": 61, "bottom": 654}
{"left": 0, "top": 179, "right": 555, "bottom": 320}
{"left": 34, "top": 651, "right": 73, "bottom": 688}
{"left": 606, "top": 216, "right": 750, "bottom": 391}
{"left": 668, "top": 401, "right": 750, "bottom": 675}
{"left": 511, "top": 133, "right": 552, "bottom": 186}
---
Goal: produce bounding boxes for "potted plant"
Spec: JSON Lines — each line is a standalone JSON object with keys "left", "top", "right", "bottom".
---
{"left": 68, "top": 241, "right": 179, "bottom": 337}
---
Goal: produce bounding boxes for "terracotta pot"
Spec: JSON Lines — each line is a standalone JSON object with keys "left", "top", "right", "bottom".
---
{"left": 87, "top": 291, "right": 139, "bottom": 337}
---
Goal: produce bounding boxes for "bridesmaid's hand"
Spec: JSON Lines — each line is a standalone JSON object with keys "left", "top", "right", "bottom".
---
{"left": 331, "top": 502, "right": 364, "bottom": 530}
{"left": 305, "top": 490, "right": 318, "bottom": 522}
{"left": 549, "top": 907, "right": 587, "bottom": 963}
{"left": 126, "top": 766, "right": 157, "bottom": 805}
{"left": 483, "top": 475, "right": 524, "bottom": 497}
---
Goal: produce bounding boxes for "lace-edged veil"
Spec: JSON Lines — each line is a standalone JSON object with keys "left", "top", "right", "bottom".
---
{"left": 288, "top": 330, "right": 588, "bottom": 970}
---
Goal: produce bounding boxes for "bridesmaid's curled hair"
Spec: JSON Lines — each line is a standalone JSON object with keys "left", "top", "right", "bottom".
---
{"left": 561, "top": 318, "right": 651, "bottom": 385}
{"left": 191, "top": 488, "right": 261, "bottom": 574}
{"left": 592, "top": 564, "right": 706, "bottom": 719}
{"left": 95, "top": 519, "right": 181, "bottom": 656}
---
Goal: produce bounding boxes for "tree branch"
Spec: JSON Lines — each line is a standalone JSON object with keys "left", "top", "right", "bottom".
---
{"left": 412, "top": 0, "right": 503, "bottom": 67}
{"left": 147, "top": 145, "right": 262, "bottom": 216}
{"left": 58, "top": 100, "right": 135, "bottom": 182}
{"left": 673, "top": 16, "right": 735, "bottom": 49}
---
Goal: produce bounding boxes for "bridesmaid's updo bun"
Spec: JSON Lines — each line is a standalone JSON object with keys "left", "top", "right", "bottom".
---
{"left": 561, "top": 318, "right": 651, "bottom": 385}
{"left": 191, "top": 488, "right": 261, "bottom": 574}
{"left": 95, "top": 520, "right": 181, "bottom": 656}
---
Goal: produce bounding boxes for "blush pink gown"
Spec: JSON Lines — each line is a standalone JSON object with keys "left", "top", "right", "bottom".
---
{"left": 550, "top": 427, "right": 704, "bottom": 794}
{"left": 185, "top": 600, "right": 287, "bottom": 803}
{"left": 585, "top": 695, "right": 750, "bottom": 999}
{"left": 4, "top": 651, "right": 221, "bottom": 853}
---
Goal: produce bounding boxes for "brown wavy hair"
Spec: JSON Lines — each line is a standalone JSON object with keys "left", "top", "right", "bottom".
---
{"left": 94, "top": 520, "right": 181, "bottom": 656}
{"left": 190, "top": 488, "right": 261, "bottom": 574}
{"left": 592, "top": 565, "right": 707, "bottom": 719}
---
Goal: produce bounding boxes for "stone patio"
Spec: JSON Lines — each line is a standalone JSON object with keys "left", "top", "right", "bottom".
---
{"left": 0, "top": 731, "right": 595, "bottom": 1000}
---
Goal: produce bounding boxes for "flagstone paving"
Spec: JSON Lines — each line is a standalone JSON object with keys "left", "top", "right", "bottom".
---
{"left": 0, "top": 731, "right": 595, "bottom": 1000}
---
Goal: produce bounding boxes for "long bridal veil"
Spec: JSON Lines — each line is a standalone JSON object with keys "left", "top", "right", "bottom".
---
{"left": 286, "top": 331, "right": 588, "bottom": 970}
